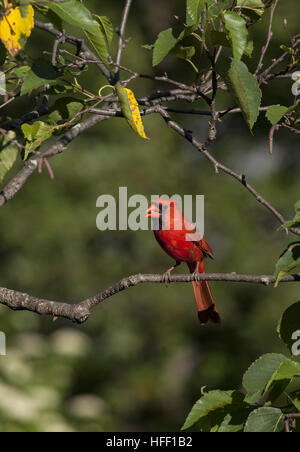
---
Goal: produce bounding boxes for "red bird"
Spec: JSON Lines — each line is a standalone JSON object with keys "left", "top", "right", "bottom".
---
{"left": 147, "top": 198, "right": 220, "bottom": 325}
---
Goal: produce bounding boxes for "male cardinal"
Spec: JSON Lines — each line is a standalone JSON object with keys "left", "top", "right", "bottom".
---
{"left": 146, "top": 198, "right": 220, "bottom": 325}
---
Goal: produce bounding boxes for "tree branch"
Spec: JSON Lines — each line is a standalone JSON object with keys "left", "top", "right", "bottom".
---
{"left": 0, "top": 114, "right": 108, "bottom": 208}
{"left": 155, "top": 106, "right": 300, "bottom": 237}
{"left": 0, "top": 272, "right": 299, "bottom": 323}
{"left": 34, "top": 20, "right": 113, "bottom": 83}
{"left": 114, "top": 0, "right": 133, "bottom": 82}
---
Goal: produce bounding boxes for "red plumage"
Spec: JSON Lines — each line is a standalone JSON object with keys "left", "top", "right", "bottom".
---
{"left": 147, "top": 198, "right": 220, "bottom": 325}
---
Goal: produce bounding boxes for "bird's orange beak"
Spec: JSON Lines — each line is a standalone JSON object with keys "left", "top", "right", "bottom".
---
{"left": 146, "top": 204, "right": 160, "bottom": 218}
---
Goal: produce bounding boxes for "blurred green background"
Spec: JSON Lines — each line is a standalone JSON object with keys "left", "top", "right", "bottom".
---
{"left": 0, "top": 0, "right": 299, "bottom": 432}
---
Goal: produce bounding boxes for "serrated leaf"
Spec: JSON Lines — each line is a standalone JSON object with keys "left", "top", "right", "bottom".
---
{"left": 244, "top": 407, "right": 284, "bottom": 432}
{"left": 274, "top": 242, "right": 300, "bottom": 287}
{"left": 243, "top": 353, "right": 287, "bottom": 403}
{"left": 0, "top": 1, "right": 34, "bottom": 57}
{"left": 186, "top": 0, "right": 207, "bottom": 26}
{"left": 182, "top": 390, "right": 240, "bottom": 430}
{"left": 266, "top": 105, "right": 289, "bottom": 125}
{"left": 224, "top": 11, "right": 248, "bottom": 63}
{"left": 115, "top": 84, "right": 149, "bottom": 140}
{"left": 277, "top": 301, "right": 300, "bottom": 354}
{"left": 227, "top": 59, "right": 262, "bottom": 130}
{"left": 21, "top": 59, "right": 58, "bottom": 95}
{"left": 83, "top": 28, "right": 109, "bottom": 66}
{"left": 0, "top": 131, "right": 18, "bottom": 183}
{"left": 94, "top": 15, "right": 114, "bottom": 47}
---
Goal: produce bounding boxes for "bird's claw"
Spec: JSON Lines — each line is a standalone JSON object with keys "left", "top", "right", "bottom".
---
{"left": 162, "top": 270, "right": 172, "bottom": 287}
{"left": 192, "top": 271, "right": 201, "bottom": 285}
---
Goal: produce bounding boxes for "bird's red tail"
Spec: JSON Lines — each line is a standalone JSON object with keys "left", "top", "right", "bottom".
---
{"left": 188, "top": 262, "right": 221, "bottom": 325}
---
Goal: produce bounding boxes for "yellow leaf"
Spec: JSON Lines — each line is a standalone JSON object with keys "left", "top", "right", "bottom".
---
{"left": 0, "top": 1, "right": 34, "bottom": 57}
{"left": 115, "top": 84, "right": 149, "bottom": 140}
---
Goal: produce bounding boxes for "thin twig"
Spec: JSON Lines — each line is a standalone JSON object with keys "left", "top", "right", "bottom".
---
{"left": 114, "top": 0, "right": 133, "bottom": 82}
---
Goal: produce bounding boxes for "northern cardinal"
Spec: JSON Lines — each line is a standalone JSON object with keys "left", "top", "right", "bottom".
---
{"left": 147, "top": 198, "right": 220, "bottom": 325}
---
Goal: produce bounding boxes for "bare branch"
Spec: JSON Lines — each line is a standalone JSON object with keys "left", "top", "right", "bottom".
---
{"left": 1, "top": 272, "right": 299, "bottom": 323}
{"left": 114, "top": 0, "right": 133, "bottom": 82}
{"left": 35, "top": 20, "right": 112, "bottom": 82}
{"left": 255, "top": 0, "right": 279, "bottom": 76}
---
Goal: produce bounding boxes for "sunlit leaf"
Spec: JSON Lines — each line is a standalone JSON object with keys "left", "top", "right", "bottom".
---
{"left": 0, "top": 0, "right": 34, "bottom": 57}
{"left": 115, "top": 84, "right": 149, "bottom": 140}
{"left": 186, "top": 0, "right": 207, "bottom": 26}
{"left": 223, "top": 11, "right": 248, "bottom": 63}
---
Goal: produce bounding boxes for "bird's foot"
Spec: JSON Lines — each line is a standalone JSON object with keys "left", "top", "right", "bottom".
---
{"left": 161, "top": 262, "right": 181, "bottom": 287}
{"left": 192, "top": 271, "right": 201, "bottom": 285}
{"left": 162, "top": 269, "right": 172, "bottom": 287}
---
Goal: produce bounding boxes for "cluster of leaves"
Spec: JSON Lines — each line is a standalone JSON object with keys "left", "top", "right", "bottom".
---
{"left": 0, "top": 0, "right": 151, "bottom": 185}
{"left": 146, "top": 0, "right": 269, "bottom": 130}
{"left": 182, "top": 301, "right": 300, "bottom": 432}
{"left": 274, "top": 200, "right": 300, "bottom": 286}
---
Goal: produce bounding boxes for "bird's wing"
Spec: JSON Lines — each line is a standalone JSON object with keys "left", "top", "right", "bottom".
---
{"left": 184, "top": 223, "right": 214, "bottom": 260}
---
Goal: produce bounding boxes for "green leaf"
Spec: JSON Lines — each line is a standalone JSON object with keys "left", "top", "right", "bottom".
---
{"left": 235, "top": 0, "right": 265, "bottom": 22}
{"left": 21, "top": 121, "right": 54, "bottom": 157}
{"left": 182, "top": 390, "right": 240, "bottom": 430}
{"left": 224, "top": 11, "right": 248, "bottom": 63}
{"left": 153, "top": 27, "right": 183, "bottom": 66}
{"left": 265, "top": 359, "right": 300, "bottom": 393}
{"left": 94, "top": 16, "right": 114, "bottom": 47}
{"left": 84, "top": 29, "right": 109, "bottom": 66}
{"left": 207, "top": 0, "right": 232, "bottom": 19}
{"left": 277, "top": 301, "right": 300, "bottom": 354}
{"left": 266, "top": 105, "right": 289, "bottom": 125}
{"left": 21, "top": 59, "right": 58, "bottom": 96}
{"left": 35, "top": 5, "right": 63, "bottom": 32}
{"left": 152, "top": 26, "right": 195, "bottom": 66}
{"left": 186, "top": 0, "right": 207, "bottom": 26}
{"left": 288, "top": 392, "right": 300, "bottom": 411}
{"left": 243, "top": 353, "right": 287, "bottom": 403}
{"left": 244, "top": 407, "right": 284, "bottom": 432}
{"left": 281, "top": 200, "right": 300, "bottom": 229}
{"left": 48, "top": 97, "right": 85, "bottom": 124}
{"left": 244, "top": 40, "right": 254, "bottom": 58}
{"left": 227, "top": 59, "right": 262, "bottom": 130}
{"left": 274, "top": 242, "right": 300, "bottom": 287}
{"left": 0, "top": 131, "right": 19, "bottom": 184}
{"left": 48, "top": 0, "right": 110, "bottom": 66}
{"left": 171, "top": 45, "right": 196, "bottom": 60}
{"left": 48, "top": 0, "right": 97, "bottom": 34}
